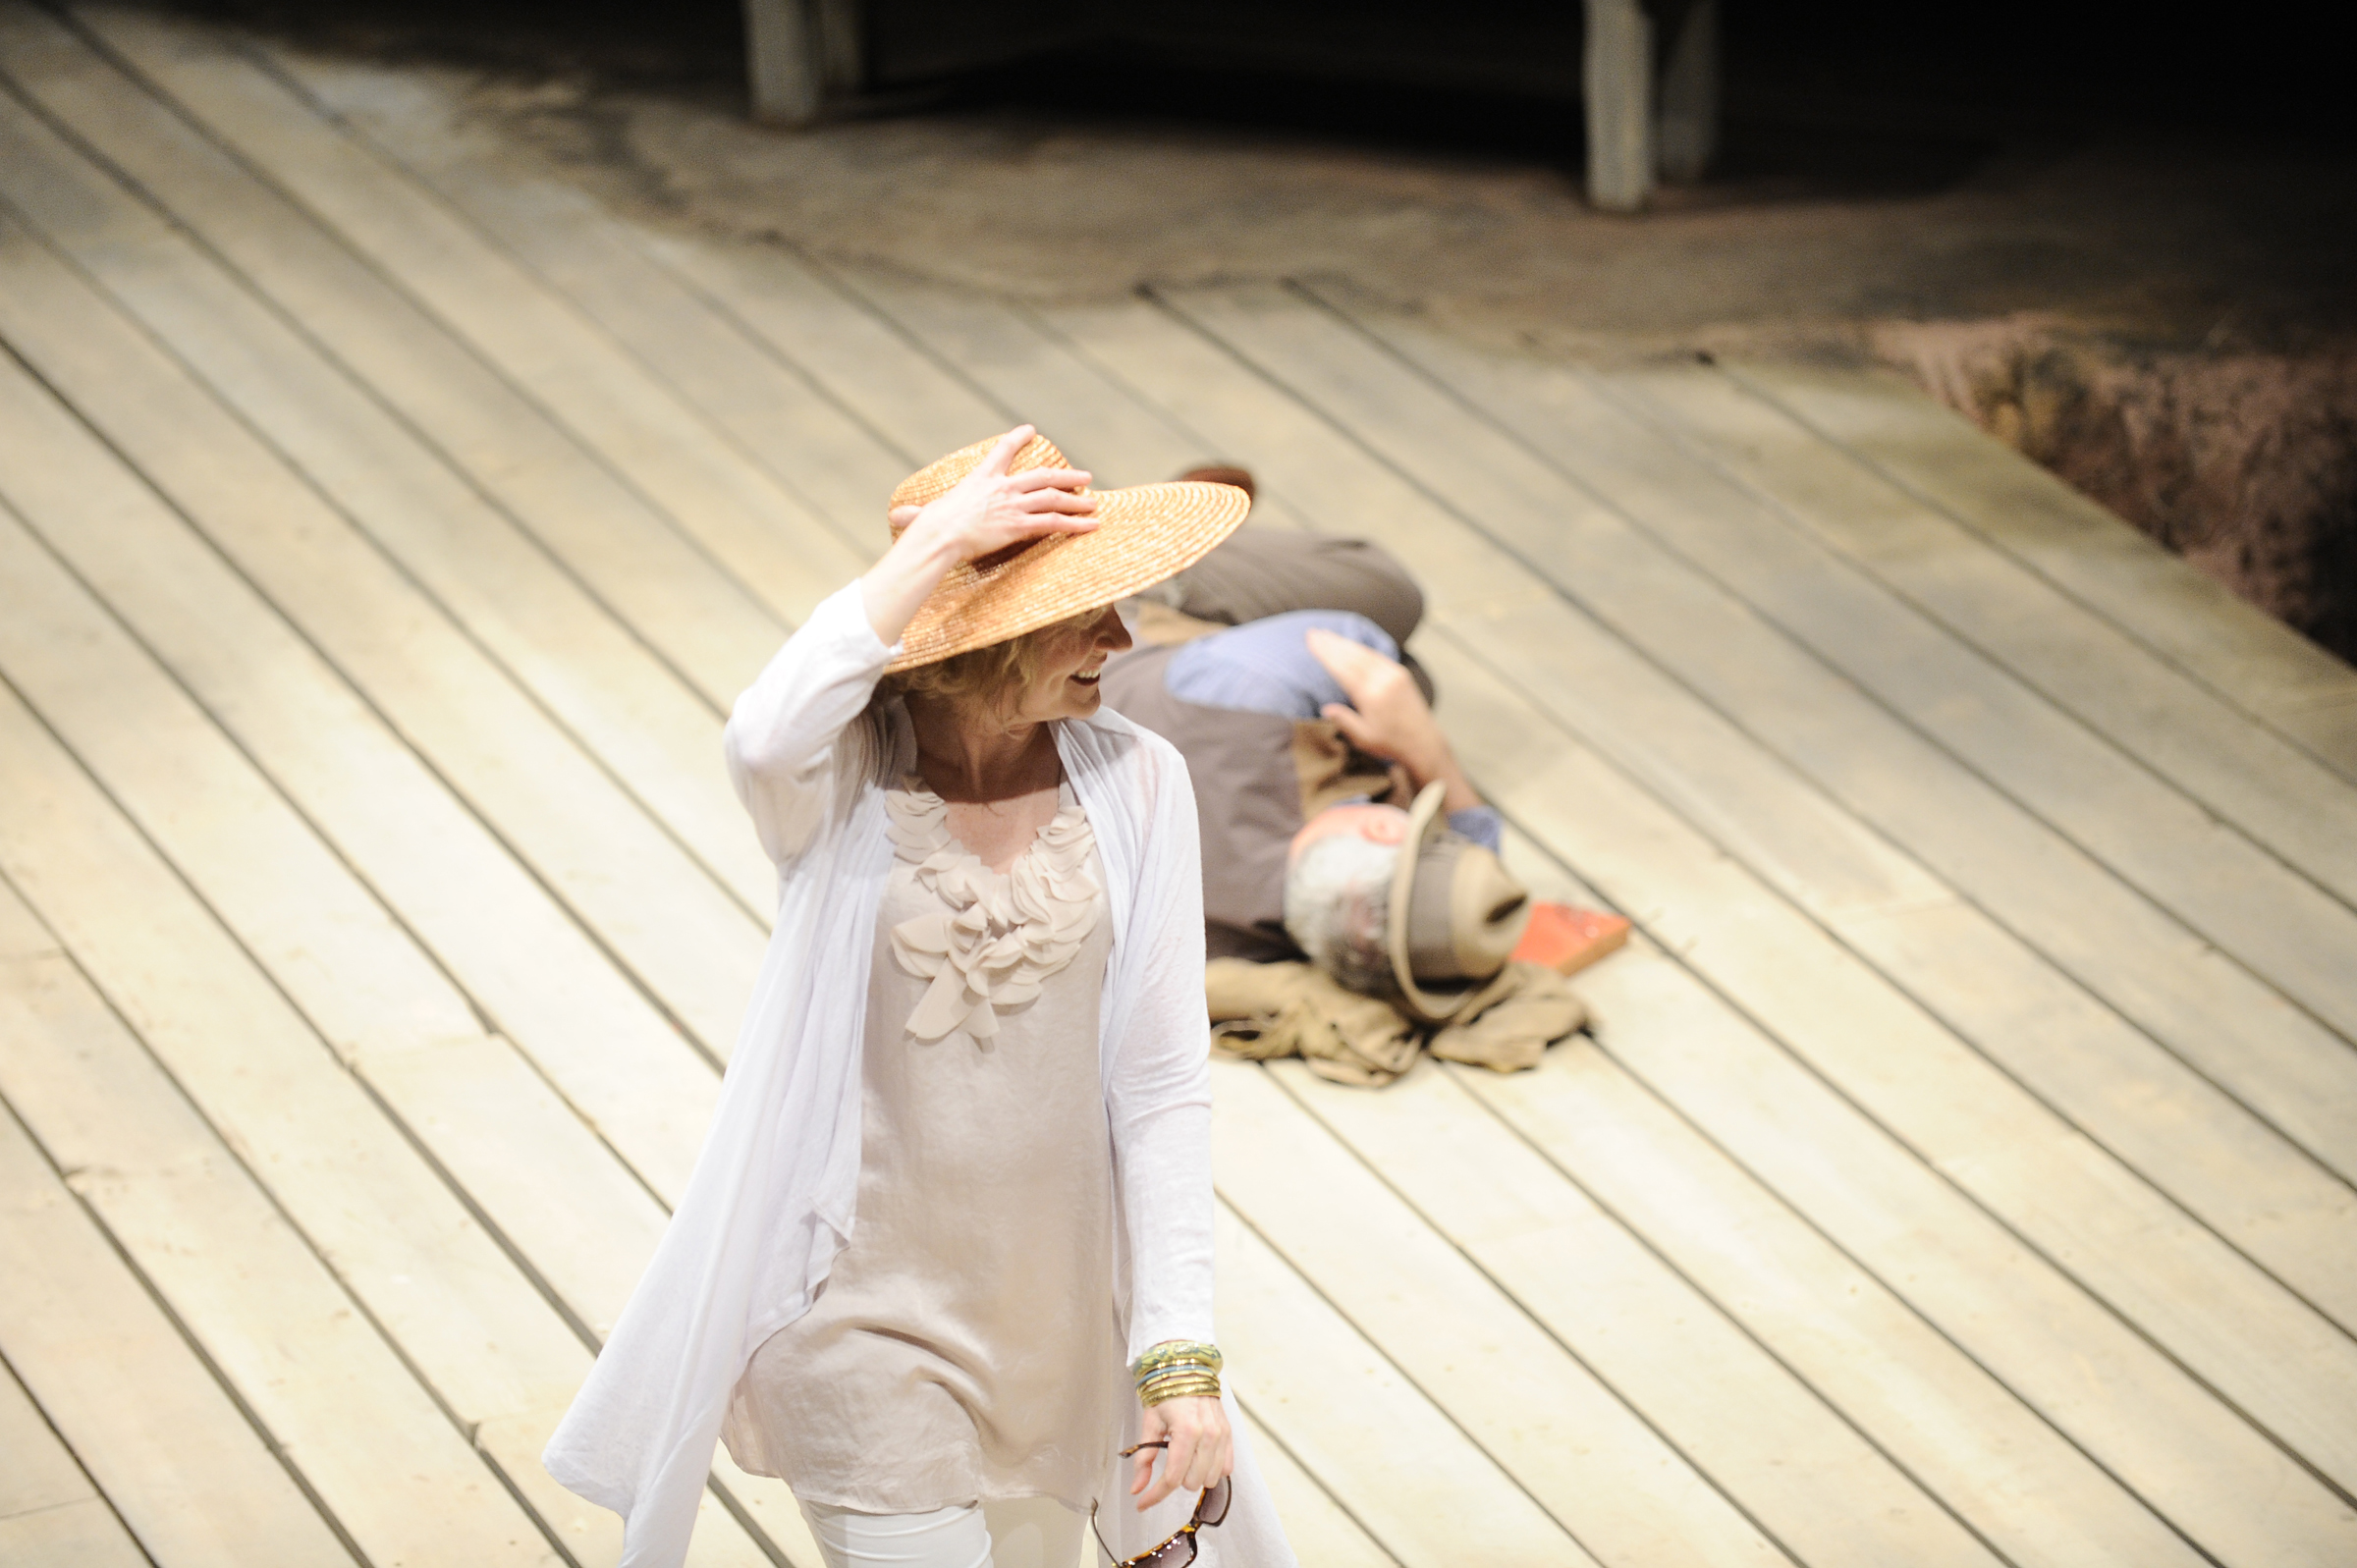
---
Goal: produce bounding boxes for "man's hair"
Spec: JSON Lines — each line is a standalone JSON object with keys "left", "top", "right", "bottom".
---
{"left": 874, "top": 608, "right": 1100, "bottom": 718}
{"left": 1283, "top": 832, "right": 1398, "bottom": 998}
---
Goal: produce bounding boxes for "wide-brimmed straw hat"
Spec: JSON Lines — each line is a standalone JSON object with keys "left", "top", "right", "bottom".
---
{"left": 883, "top": 432, "right": 1252, "bottom": 673}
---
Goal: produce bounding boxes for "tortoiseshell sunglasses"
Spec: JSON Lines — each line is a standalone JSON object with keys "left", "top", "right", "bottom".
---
{"left": 1090, "top": 1440, "right": 1233, "bottom": 1568}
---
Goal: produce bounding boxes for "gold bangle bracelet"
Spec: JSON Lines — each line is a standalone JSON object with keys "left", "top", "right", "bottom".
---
{"left": 1131, "top": 1340, "right": 1224, "bottom": 1379}
{"left": 1135, "top": 1355, "right": 1219, "bottom": 1379}
{"left": 1138, "top": 1376, "right": 1222, "bottom": 1408}
{"left": 1135, "top": 1362, "right": 1220, "bottom": 1391}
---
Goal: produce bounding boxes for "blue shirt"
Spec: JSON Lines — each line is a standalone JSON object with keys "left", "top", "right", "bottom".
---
{"left": 1161, "top": 610, "right": 1503, "bottom": 853}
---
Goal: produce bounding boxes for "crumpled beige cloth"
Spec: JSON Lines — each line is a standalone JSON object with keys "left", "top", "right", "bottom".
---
{"left": 1206, "top": 958, "right": 1587, "bottom": 1086}
{"left": 1426, "top": 962, "right": 1589, "bottom": 1073}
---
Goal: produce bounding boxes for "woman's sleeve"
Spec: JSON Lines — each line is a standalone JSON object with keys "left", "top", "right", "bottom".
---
{"left": 1106, "top": 736, "right": 1218, "bottom": 1361}
{"left": 724, "top": 580, "right": 899, "bottom": 865}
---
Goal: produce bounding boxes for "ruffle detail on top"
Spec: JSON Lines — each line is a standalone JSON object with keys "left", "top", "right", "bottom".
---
{"left": 884, "top": 781, "right": 1102, "bottom": 1043}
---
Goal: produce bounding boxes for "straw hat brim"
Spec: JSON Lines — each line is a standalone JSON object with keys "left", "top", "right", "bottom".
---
{"left": 1387, "top": 782, "right": 1475, "bottom": 1024}
{"left": 887, "top": 480, "right": 1250, "bottom": 673}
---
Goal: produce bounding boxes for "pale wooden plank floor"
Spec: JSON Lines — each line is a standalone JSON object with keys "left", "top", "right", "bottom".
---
{"left": 0, "top": 1290, "right": 148, "bottom": 1568}
{"left": 3, "top": 8, "right": 2355, "bottom": 1567}
{"left": 1721, "top": 361, "right": 2357, "bottom": 784}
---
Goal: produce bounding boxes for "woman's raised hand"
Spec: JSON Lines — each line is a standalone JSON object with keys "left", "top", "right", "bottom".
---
{"left": 894, "top": 424, "right": 1098, "bottom": 563}
{"left": 1131, "top": 1394, "right": 1233, "bottom": 1511}
{"left": 863, "top": 425, "right": 1098, "bottom": 645}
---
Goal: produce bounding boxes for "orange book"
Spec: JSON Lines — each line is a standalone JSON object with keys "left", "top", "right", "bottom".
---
{"left": 1512, "top": 902, "right": 1631, "bottom": 977}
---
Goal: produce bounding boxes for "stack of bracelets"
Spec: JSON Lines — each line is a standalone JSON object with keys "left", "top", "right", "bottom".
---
{"left": 1132, "top": 1341, "right": 1223, "bottom": 1407}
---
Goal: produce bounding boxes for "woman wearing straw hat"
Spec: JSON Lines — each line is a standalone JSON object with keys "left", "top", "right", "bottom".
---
{"left": 544, "top": 427, "right": 1295, "bottom": 1568}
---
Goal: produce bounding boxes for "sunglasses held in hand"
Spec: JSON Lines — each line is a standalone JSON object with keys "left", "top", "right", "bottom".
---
{"left": 1091, "top": 1440, "right": 1233, "bottom": 1567}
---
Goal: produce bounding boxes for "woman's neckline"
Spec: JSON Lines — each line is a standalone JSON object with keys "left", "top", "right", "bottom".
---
{"left": 891, "top": 777, "right": 1077, "bottom": 876}
{"left": 903, "top": 714, "right": 1063, "bottom": 805}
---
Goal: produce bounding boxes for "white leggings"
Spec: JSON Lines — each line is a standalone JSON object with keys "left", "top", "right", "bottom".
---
{"left": 797, "top": 1495, "right": 1090, "bottom": 1568}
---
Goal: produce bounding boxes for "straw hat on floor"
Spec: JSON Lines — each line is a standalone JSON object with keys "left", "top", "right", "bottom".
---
{"left": 884, "top": 432, "right": 1252, "bottom": 673}
{"left": 1284, "top": 783, "right": 1535, "bottom": 1024}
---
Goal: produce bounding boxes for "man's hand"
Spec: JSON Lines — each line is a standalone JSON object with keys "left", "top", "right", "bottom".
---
{"left": 1305, "top": 628, "right": 1483, "bottom": 814}
{"left": 1130, "top": 1394, "right": 1233, "bottom": 1510}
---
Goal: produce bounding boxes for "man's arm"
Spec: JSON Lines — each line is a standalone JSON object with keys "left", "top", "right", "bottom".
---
{"left": 1305, "top": 629, "right": 1499, "bottom": 845}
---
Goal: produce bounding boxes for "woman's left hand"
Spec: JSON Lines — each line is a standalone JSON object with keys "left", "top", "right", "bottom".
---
{"left": 1131, "top": 1395, "right": 1233, "bottom": 1510}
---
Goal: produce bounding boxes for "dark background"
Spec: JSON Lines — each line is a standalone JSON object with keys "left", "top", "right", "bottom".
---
{"left": 160, "top": 0, "right": 2352, "bottom": 151}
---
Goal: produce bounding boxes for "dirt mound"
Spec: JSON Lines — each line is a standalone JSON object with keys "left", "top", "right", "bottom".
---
{"left": 1882, "top": 320, "right": 2357, "bottom": 662}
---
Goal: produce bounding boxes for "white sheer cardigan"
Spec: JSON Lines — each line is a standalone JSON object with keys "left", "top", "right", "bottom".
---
{"left": 544, "top": 582, "right": 1297, "bottom": 1568}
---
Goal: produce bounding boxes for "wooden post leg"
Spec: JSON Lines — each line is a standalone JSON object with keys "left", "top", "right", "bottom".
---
{"left": 1656, "top": 0, "right": 1720, "bottom": 183}
{"left": 816, "top": 0, "right": 865, "bottom": 94}
{"left": 1584, "top": 0, "right": 1655, "bottom": 212}
{"left": 745, "top": 0, "right": 823, "bottom": 126}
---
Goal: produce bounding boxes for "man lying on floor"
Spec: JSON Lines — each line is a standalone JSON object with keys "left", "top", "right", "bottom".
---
{"left": 1099, "top": 477, "right": 1624, "bottom": 1086}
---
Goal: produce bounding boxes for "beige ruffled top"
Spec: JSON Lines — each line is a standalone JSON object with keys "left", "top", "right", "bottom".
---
{"left": 885, "top": 781, "right": 1102, "bottom": 1042}
{"left": 721, "top": 780, "right": 1125, "bottom": 1515}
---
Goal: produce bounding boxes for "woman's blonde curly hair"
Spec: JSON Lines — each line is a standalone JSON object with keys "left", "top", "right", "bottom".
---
{"left": 873, "top": 608, "right": 1102, "bottom": 719}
